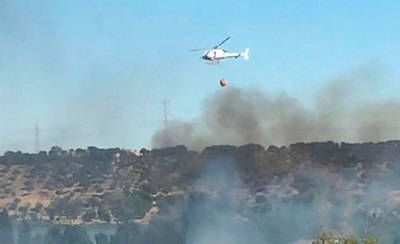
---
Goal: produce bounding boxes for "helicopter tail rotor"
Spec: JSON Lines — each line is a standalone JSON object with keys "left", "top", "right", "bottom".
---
{"left": 241, "top": 48, "right": 250, "bottom": 60}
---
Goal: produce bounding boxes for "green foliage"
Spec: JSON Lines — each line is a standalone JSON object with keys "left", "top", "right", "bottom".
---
{"left": 97, "top": 206, "right": 111, "bottom": 222}
{"left": 32, "top": 202, "right": 44, "bottom": 213}
{"left": 82, "top": 209, "right": 97, "bottom": 222}
{"left": 315, "top": 232, "right": 378, "bottom": 244}
{"left": 112, "top": 191, "right": 152, "bottom": 221}
{"left": 48, "top": 198, "right": 84, "bottom": 219}
{"left": 363, "top": 236, "right": 378, "bottom": 244}
{"left": 126, "top": 191, "right": 152, "bottom": 217}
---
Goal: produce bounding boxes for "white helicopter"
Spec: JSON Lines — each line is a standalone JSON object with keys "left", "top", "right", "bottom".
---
{"left": 190, "top": 37, "right": 249, "bottom": 63}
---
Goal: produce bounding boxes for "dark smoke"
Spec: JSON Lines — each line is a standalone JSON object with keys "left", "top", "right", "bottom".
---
{"left": 152, "top": 65, "right": 400, "bottom": 150}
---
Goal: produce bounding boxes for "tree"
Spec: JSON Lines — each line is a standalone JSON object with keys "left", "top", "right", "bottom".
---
{"left": 46, "top": 207, "right": 56, "bottom": 221}
{"left": 97, "top": 206, "right": 111, "bottom": 223}
{"left": 48, "top": 198, "right": 83, "bottom": 219}
{"left": 122, "top": 191, "right": 152, "bottom": 220}
{"left": 82, "top": 209, "right": 96, "bottom": 222}
{"left": 0, "top": 209, "right": 14, "bottom": 244}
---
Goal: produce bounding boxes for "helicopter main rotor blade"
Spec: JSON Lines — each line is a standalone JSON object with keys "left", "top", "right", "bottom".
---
{"left": 214, "top": 36, "right": 231, "bottom": 48}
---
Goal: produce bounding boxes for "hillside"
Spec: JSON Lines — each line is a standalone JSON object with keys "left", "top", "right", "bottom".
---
{"left": 1, "top": 141, "right": 400, "bottom": 227}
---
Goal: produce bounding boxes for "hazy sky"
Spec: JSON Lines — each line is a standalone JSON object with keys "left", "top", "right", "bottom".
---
{"left": 1, "top": 0, "right": 400, "bottom": 153}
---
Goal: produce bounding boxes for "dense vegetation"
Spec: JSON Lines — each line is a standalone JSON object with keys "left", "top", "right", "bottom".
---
{"left": 2, "top": 141, "right": 400, "bottom": 243}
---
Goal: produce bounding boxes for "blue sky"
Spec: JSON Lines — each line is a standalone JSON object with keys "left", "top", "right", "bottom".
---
{"left": 1, "top": 0, "right": 400, "bottom": 152}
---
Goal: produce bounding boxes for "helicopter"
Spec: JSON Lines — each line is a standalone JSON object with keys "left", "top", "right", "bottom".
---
{"left": 190, "top": 37, "right": 249, "bottom": 63}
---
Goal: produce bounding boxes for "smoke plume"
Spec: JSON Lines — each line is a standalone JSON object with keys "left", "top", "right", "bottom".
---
{"left": 184, "top": 158, "right": 400, "bottom": 243}
{"left": 152, "top": 65, "right": 400, "bottom": 150}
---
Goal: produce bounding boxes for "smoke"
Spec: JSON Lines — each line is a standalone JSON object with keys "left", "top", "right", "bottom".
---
{"left": 153, "top": 64, "right": 400, "bottom": 243}
{"left": 152, "top": 64, "right": 400, "bottom": 150}
{"left": 183, "top": 156, "right": 400, "bottom": 243}
{"left": 186, "top": 158, "right": 265, "bottom": 244}
{"left": 184, "top": 157, "right": 325, "bottom": 244}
